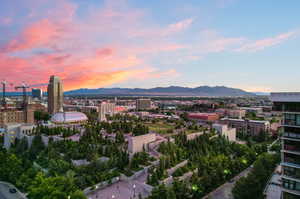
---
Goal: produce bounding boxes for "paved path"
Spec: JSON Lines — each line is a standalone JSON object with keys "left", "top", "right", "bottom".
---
{"left": 87, "top": 172, "right": 152, "bottom": 199}
{"left": 203, "top": 166, "right": 253, "bottom": 199}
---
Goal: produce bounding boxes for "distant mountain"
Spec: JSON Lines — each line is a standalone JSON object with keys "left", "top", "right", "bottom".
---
{"left": 252, "top": 92, "right": 270, "bottom": 96}
{"left": 65, "top": 86, "right": 255, "bottom": 97}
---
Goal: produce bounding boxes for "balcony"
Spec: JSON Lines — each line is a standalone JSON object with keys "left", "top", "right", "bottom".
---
{"left": 283, "top": 157, "right": 300, "bottom": 169}
{"left": 284, "top": 145, "right": 300, "bottom": 153}
{"left": 283, "top": 120, "right": 300, "bottom": 127}
{"left": 283, "top": 167, "right": 300, "bottom": 181}
{"left": 283, "top": 132, "right": 300, "bottom": 140}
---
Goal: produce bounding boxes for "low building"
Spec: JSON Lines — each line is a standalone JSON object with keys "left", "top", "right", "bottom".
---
{"left": 240, "top": 107, "right": 263, "bottom": 115}
{"left": 136, "top": 99, "right": 152, "bottom": 110}
{"left": 227, "top": 109, "right": 246, "bottom": 119}
{"left": 220, "top": 118, "right": 270, "bottom": 136}
{"left": 64, "top": 105, "right": 99, "bottom": 113}
{"left": 51, "top": 112, "right": 88, "bottom": 124}
{"left": 212, "top": 123, "right": 236, "bottom": 142}
{"left": 0, "top": 105, "right": 34, "bottom": 128}
{"left": 4, "top": 123, "right": 36, "bottom": 149}
{"left": 188, "top": 113, "right": 219, "bottom": 122}
{"left": 128, "top": 133, "right": 156, "bottom": 154}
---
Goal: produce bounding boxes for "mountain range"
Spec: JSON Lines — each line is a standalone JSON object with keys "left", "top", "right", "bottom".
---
{"left": 65, "top": 86, "right": 255, "bottom": 97}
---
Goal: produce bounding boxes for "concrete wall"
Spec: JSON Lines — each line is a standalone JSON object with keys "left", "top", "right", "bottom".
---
{"left": 186, "top": 132, "right": 203, "bottom": 141}
{"left": 128, "top": 133, "right": 156, "bottom": 154}
{"left": 213, "top": 124, "right": 236, "bottom": 142}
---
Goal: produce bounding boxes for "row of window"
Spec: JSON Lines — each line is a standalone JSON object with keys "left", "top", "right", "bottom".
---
{"left": 283, "top": 166, "right": 300, "bottom": 179}
{"left": 283, "top": 178, "right": 300, "bottom": 192}
{"left": 284, "top": 113, "right": 300, "bottom": 126}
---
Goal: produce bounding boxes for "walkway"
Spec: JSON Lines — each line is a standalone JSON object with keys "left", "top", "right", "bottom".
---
{"left": 86, "top": 172, "right": 152, "bottom": 199}
{"left": 203, "top": 166, "right": 253, "bottom": 199}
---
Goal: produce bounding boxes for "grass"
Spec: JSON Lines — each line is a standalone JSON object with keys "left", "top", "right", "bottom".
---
{"left": 145, "top": 122, "right": 175, "bottom": 134}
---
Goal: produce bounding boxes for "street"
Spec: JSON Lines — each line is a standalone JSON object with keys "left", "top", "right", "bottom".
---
{"left": 203, "top": 166, "right": 253, "bottom": 199}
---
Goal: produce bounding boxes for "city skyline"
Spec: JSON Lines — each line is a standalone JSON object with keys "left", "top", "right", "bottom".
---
{"left": 0, "top": 0, "right": 300, "bottom": 92}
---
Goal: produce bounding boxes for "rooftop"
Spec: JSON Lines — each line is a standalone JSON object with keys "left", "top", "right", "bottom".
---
{"left": 51, "top": 112, "right": 88, "bottom": 124}
{"left": 270, "top": 92, "right": 300, "bottom": 102}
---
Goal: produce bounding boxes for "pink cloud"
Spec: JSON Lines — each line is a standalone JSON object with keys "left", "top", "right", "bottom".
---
{"left": 0, "top": 0, "right": 186, "bottom": 90}
{"left": 0, "top": 17, "right": 12, "bottom": 25}
{"left": 163, "top": 18, "right": 194, "bottom": 36}
{"left": 236, "top": 31, "right": 297, "bottom": 52}
{"left": 1, "top": 19, "right": 69, "bottom": 53}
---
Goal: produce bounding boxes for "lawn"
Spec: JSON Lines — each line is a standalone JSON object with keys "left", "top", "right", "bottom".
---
{"left": 146, "top": 122, "right": 175, "bottom": 134}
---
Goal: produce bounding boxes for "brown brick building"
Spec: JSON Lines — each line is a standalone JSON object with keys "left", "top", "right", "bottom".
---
{"left": 0, "top": 105, "right": 34, "bottom": 128}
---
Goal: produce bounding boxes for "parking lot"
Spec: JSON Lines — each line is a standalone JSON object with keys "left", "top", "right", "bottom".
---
{"left": 0, "top": 182, "right": 27, "bottom": 199}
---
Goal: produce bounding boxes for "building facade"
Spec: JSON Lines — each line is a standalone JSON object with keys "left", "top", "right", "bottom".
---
{"left": 0, "top": 105, "right": 34, "bottom": 128}
{"left": 271, "top": 92, "right": 300, "bottom": 198}
{"left": 47, "top": 76, "right": 63, "bottom": 114}
{"left": 128, "top": 133, "right": 156, "bottom": 154}
{"left": 136, "top": 99, "right": 151, "bottom": 110}
{"left": 220, "top": 118, "right": 270, "bottom": 136}
{"left": 32, "top": 88, "right": 43, "bottom": 100}
{"left": 188, "top": 113, "right": 220, "bottom": 122}
{"left": 227, "top": 109, "right": 246, "bottom": 119}
{"left": 213, "top": 123, "right": 236, "bottom": 142}
{"left": 98, "top": 102, "right": 116, "bottom": 121}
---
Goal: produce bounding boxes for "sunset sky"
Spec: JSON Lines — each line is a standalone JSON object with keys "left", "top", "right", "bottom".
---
{"left": 0, "top": 0, "right": 299, "bottom": 91}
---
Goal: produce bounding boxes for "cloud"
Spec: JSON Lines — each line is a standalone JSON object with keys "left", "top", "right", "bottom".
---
{"left": 1, "top": 19, "right": 69, "bottom": 53}
{"left": 0, "top": 0, "right": 185, "bottom": 90}
{"left": 0, "top": 17, "right": 12, "bottom": 25}
{"left": 236, "top": 31, "right": 297, "bottom": 52}
{"left": 163, "top": 18, "right": 194, "bottom": 36}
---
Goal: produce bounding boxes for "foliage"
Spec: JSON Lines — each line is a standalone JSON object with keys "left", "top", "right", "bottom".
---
{"left": 34, "top": 111, "right": 50, "bottom": 121}
{"left": 232, "top": 153, "right": 280, "bottom": 199}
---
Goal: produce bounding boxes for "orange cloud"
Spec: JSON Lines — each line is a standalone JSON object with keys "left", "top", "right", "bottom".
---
{"left": 2, "top": 19, "right": 68, "bottom": 53}
{"left": 0, "top": 0, "right": 186, "bottom": 90}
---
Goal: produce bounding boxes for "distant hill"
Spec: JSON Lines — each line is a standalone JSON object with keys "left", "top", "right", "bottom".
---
{"left": 252, "top": 92, "right": 270, "bottom": 96}
{"left": 65, "top": 86, "right": 255, "bottom": 97}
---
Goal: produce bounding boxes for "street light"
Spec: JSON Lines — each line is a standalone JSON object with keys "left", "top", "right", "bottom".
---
{"left": 112, "top": 195, "right": 115, "bottom": 199}
{"left": 133, "top": 184, "right": 136, "bottom": 198}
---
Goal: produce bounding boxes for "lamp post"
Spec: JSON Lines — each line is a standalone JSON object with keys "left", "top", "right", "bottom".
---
{"left": 133, "top": 184, "right": 136, "bottom": 198}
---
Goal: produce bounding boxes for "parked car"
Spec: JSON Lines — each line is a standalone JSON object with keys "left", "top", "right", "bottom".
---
{"left": 9, "top": 188, "right": 17, "bottom": 193}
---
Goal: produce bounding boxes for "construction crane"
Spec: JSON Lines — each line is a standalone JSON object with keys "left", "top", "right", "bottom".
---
{"left": 1, "top": 80, "right": 7, "bottom": 108}
{"left": 15, "top": 82, "right": 30, "bottom": 108}
{"left": 14, "top": 82, "right": 48, "bottom": 108}
{"left": 0, "top": 80, "right": 14, "bottom": 109}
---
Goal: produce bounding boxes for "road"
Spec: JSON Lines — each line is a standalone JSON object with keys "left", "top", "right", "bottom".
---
{"left": 86, "top": 172, "right": 152, "bottom": 199}
{"left": 203, "top": 166, "right": 253, "bottom": 199}
{"left": 0, "top": 182, "right": 27, "bottom": 199}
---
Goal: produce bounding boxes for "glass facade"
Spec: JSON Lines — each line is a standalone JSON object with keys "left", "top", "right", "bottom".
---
{"left": 282, "top": 179, "right": 300, "bottom": 192}
{"left": 283, "top": 166, "right": 300, "bottom": 179}
{"left": 271, "top": 94, "right": 300, "bottom": 198}
{"left": 284, "top": 113, "right": 300, "bottom": 126}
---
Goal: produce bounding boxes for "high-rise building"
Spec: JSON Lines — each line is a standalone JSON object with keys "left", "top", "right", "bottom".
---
{"left": 271, "top": 92, "right": 300, "bottom": 198}
{"left": 98, "top": 102, "right": 116, "bottom": 121}
{"left": 32, "top": 88, "right": 43, "bottom": 100}
{"left": 47, "top": 76, "right": 63, "bottom": 114}
{"left": 136, "top": 99, "right": 151, "bottom": 110}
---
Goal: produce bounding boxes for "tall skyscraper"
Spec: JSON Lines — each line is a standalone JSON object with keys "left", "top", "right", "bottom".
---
{"left": 47, "top": 76, "right": 63, "bottom": 114}
{"left": 271, "top": 93, "right": 300, "bottom": 198}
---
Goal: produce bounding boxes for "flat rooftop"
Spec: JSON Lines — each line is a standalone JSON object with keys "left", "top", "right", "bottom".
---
{"left": 271, "top": 92, "right": 300, "bottom": 102}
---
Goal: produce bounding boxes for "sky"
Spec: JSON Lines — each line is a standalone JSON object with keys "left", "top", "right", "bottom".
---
{"left": 0, "top": 0, "right": 300, "bottom": 92}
